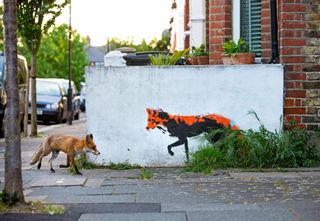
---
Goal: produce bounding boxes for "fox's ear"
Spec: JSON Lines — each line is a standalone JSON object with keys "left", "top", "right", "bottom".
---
{"left": 90, "top": 134, "right": 93, "bottom": 139}
{"left": 86, "top": 135, "right": 90, "bottom": 143}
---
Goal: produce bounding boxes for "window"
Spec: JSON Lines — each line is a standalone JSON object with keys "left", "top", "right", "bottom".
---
{"left": 240, "top": 0, "right": 262, "bottom": 57}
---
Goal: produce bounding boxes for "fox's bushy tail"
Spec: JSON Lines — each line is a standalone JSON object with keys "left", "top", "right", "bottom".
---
{"left": 30, "top": 144, "right": 43, "bottom": 165}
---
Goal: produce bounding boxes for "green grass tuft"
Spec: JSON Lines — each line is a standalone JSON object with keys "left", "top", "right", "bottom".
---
{"left": 187, "top": 112, "right": 320, "bottom": 173}
{"left": 139, "top": 168, "right": 153, "bottom": 180}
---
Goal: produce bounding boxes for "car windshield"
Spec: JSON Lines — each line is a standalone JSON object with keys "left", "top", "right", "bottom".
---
{"left": 36, "top": 81, "right": 61, "bottom": 96}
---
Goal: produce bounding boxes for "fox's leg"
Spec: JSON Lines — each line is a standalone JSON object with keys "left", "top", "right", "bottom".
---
{"left": 70, "top": 155, "right": 82, "bottom": 175}
{"left": 167, "top": 137, "right": 187, "bottom": 156}
{"left": 184, "top": 139, "right": 189, "bottom": 162}
{"left": 37, "top": 154, "right": 45, "bottom": 170}
{"left": 59, "top": 156, "right": 70, "bottom": 168}
{"left": 48, "top": 150, "right": 60, "bottom": 173}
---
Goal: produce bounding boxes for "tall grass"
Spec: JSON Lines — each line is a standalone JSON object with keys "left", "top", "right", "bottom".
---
{"left": 187, "top": 113, "right": 320, "bottom": 173}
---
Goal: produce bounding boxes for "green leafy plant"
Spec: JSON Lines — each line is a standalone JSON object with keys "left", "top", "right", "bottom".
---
{"left": 139, "top": 168, "right": 154, "bottom": 180}
{"left": 0, "top": 190, "right": 18, "bottom": 207}
{"left": 186, "top": 146, "right": 228, "bottom": 174}
{"left": 149, "top": 48, "right": 189, "bottom": 65}
{"left": 31, "top": 201, "right": 64, "bottom": 215}
{"left": 187, "top": 111, "right": 320, "bottom": 172}
{"left": 190, "top": 44, "right": 209, "bottom": 57}
{"left": 106, "top": 161, "right": 142, "bottom": 170}
{"left": 222, "top": 38, "right": 250, "bottom": 55}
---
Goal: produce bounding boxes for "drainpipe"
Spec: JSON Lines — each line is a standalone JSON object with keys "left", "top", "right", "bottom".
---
{"left": 269, "top": 0, "right": 279, "bottom": 64}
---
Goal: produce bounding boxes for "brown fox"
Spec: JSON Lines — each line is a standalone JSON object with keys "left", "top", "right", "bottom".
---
{"left": 30, "top": 134, "right": 100, "bottom": 175}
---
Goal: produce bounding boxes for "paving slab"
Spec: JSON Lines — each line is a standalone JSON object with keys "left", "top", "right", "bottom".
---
{"left": 106, "top": 169, "right": 142, "bottom": 179}
{"left": 27, "top": 186, "right": 113, "bottom": 196}
{"left": 78, "top": 212, "right": 187, "bottom": 221}
{"left": 290, "top": 207, "right": 320, "bottom": 221}
{"left": 0, "top": 203, "right": 161, "bottom": 221}
{"left": 84, "top": 178, "right": 105, "bottom": 187}
{"left": 230, "top": 172, "right": 302, "bottom": 179}
{"left": 45, "top": 194, "right": 136, "bottom": 204}
{"left": 162, "top": 202, "right": 260, "bottom": 212}
{"left": 29, "top": 177, "right": 86, "bottom": 187}
{"left": 187, "top": 210, "right": 295, "bottom": 221}
{"left": 25, "top": 195, "right": 48, "bottom": 202}
{"left": 23, "top": 189, "right": 34, "bottom": 196}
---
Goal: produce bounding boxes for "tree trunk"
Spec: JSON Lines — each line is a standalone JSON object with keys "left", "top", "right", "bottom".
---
{"left": 30, "top": 53, "right": 37, "bottom": 137}
{"left": 3, "top": 0, "right": 25, "bottom": 203}
{"left": 23, "top": 70, "right": 29, "bottom": 137}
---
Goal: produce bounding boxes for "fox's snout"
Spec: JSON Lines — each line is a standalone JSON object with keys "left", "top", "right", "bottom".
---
{"left": 94, "top": 150, "right": 101, "bottom": 155}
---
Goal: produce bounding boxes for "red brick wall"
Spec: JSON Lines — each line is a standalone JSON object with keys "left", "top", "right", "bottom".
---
{"left": 184, "top": 0, "right": 190, "bottom": 49}
{"left": 206, "top": 0, "right": 319, "bottom": 128}
{"left": 278, "top": 1, "right": 307, "bottom": 127}
{"left": 206, "top": 0, "right": 209, "bottom": 51}
{"left": 208, "top": 0, "right": 232, "bottom": 64}
{"left": 278, "top": 0, "right": 320, "bottom": 129}
{"left": 261, "top": 0, "right": 272, "bottom": 63}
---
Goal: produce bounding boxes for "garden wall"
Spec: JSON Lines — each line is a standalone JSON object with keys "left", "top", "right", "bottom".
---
{"left": 85, "top": 65, "right": 283, "bottom": 166}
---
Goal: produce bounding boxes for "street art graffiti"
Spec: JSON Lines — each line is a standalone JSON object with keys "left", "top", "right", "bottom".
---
{"left": 146, "top": 108, "right": 239, "bottom": 161}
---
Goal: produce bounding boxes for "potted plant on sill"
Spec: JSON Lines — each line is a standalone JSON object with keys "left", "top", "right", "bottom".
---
{"left": 222, "top": 38, "right": 255, "bottom": 65}
{"left": 190, "top": 44, "right": 209, "bottom": 65}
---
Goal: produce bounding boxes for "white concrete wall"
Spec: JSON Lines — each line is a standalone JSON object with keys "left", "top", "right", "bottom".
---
{"left": 86, "top": 65, "right": 284, "bottom": 166}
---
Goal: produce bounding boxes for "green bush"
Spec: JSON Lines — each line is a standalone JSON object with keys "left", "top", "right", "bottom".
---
{"left": 188, "top": 112, "right": 320, "bottom": 172}
{"left": 187, "top": 146, "right": 228, "bottom": 174}
{"left": 149, "top": 49, "right": 189, "bottom": 65}
{"left": 190, "top": 44, "right": 209, "bottom": 57}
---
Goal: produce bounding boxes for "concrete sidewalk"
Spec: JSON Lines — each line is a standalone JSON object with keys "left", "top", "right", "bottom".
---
{"left": 0, "top": 119, "right": 320, "bottom": 221}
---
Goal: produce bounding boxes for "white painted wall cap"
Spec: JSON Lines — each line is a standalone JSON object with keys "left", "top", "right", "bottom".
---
{"left": 104, "top": 50, "right": 127, "bottom": 58}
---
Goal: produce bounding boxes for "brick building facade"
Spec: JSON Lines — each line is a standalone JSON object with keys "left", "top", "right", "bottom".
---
{"left": 180, "top": 0, "right": 320, "bottom": 129}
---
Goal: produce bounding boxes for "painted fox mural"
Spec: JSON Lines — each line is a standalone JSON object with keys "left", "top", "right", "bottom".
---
{"left": 146, "top": 108, "right": 239, "bottom": 161}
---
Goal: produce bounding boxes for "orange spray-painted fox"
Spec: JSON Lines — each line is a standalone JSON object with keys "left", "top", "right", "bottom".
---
{"left": 30, "top": 134, "right": 100, "bottom": 175}
{"left": 146, "top": 108, "right": 239, "bottom": 161}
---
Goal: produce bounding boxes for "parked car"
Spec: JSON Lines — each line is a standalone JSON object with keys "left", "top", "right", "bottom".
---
{"left": 80, "top": 84, "right": 85, "bottom": 112}
{"left": 0, "top": 52, "right": 28, "bottom": 137}
{"left": 29, "top": 79, "right": 67, "bottom": 124}
{"left": 46, "top": 78, "right": 81, "bottom": 120}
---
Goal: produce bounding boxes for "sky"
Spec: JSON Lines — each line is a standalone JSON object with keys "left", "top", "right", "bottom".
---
{"left": 56, "top": 0, "right": 173, "bottom": 46}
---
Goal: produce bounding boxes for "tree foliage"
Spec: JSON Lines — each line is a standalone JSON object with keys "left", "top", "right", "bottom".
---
{"left": 17, "top": 0, "right": 69, "bottom": 54}
{"left": 19, "top": 24, "right": 88, "bottom": 89}
{"left": 16, "top": 0, "right": 69, "bottom": 136}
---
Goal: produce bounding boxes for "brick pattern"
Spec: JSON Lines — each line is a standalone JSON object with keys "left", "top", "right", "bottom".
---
{"left": 206, "top": 0, "right": 209, "bottom": 51}
{"left": 278, "top": 0, "right": 320, "bottom": 129}
{"left": 208, "top": 0, "right": 232, "bottom": 64}
{"left": 184, "top": 0, "right": 190, "bottom": 49}
{"left": 278, "top": 0, "right": 307, "bottom": 128}
{"left": 205, "top": 0, "right": 320, "bottom": 129}
{"left": 261, "top": 0, "right": 271, "bottom": 63}
{"left": 302, "top": 0, "right": 320, "bottom": 130}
